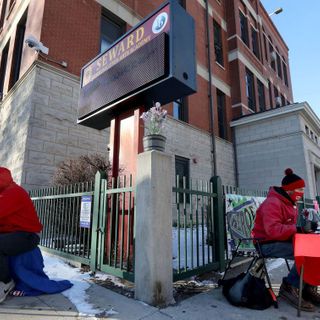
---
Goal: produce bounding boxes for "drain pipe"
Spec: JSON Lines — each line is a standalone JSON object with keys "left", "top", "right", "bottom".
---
{"left": 205, "top": 0, "right": 217, "bottom": 177}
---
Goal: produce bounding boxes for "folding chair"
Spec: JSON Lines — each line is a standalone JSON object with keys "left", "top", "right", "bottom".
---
{"left": 221, "top": 207, "right": 290, "bottom": 308}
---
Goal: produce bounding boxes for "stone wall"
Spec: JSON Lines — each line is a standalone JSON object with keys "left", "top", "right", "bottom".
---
{"left": 165, "top": 117, "right": 236, "bottom": 186}
{"left": 0, "top": 67, "right": 36, "bottom": 184}
{"left": 0, "top": 61, "right": 110, "bottom": 190}
{"left": 233, "top": 109, "right": 308, "bottom": 194}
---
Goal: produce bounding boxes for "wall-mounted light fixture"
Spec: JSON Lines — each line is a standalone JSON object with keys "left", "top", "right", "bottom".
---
{"left": 269, "top": 8, "right": 283, "bottom": 17}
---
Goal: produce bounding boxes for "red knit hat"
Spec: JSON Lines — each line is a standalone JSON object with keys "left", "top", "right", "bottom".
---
{"left": 281, "top": 168, "right": 305, "bottom": 191}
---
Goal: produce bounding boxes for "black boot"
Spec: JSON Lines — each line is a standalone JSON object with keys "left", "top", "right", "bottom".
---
{"left": 303, "top": 284, "right": 320, "bottom": 306}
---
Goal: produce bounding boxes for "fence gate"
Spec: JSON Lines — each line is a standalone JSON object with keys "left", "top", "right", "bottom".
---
{"left": 90, "top": 172, "right": 135, "bottom": 281}
{"left": 172, "top": 176, "right": 225, "bottom": 280}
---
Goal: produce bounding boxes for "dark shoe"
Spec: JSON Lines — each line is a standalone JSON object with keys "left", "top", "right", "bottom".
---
{"left": 279, "top": 280, "right": 315, "bottom": 312}
{"left": 303, "top": 285, "right": 320, "bottom": 306}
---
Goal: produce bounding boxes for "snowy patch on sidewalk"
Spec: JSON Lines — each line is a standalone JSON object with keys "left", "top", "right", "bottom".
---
{"left": 43, "top": 252, "right": 119, "bottom": 318}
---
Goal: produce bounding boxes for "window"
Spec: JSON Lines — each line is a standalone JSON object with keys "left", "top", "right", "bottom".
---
{"left": 245, "top": 68, "right": 255, "bottom": 111}
{"left": 315, "top": 136, "right": 318, "bottom": 144}
{"left": 305, "top": 125, "right": 309, "bottom": 135}
{"left": 177, "top": 0, "right": 186, "bottom": 8}
{"left": 274, "top": 86, "right": 280, "bottom": 107}
{"left": 173, "top": 97, "right": 188, "bottom": 122}
{"left": 281, "top": 94, "right": 285, "bottom": 106}
{"left": 263, "top": 33, "right": 268, "bottom": 61}
{"left": 0, "top": 41, "right": 9, "bottom": 100}
{"left": 311, "top": 131, "right": 314, "bottom": 140}
{"left": 268, "top": 80, "right": 273, "bottom": 108}
{"left": 217, "top": 89, "right": 227, "bottom": 139}
{"left": 239, "top": 11, "right": 249, "bottom": 46}
{"left": 257, "top": 80, "right": 265, "bottom": 111}
{"left": 8, "top": 10, "right": 27, "bottom": 90}
{"left": 269, "top": 38, "right": 276, "bottom": 71}
{"left": 0, "top": 0, "right": 8, "bottom": 29}
{"left": 175, "top": 156, "right": 190, "bottom": 203}
{"left": 100, "top": 9, "right": 125, "bottom": 53}
{"left": 282, "top": 59, "right": 288, "bottom": 86}
{"left": 276, "top": 52, "right": 282, "bottom": 79}
{"left": 251, "top": 27, "right": 259, "bottom": 59}
{"left": 213, "top": 20, "right": 223, "bottom": 66}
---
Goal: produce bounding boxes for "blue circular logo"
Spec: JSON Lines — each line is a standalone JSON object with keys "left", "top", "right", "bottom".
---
{"left": 152, "top": 12, "right": 168, "bottom": 34}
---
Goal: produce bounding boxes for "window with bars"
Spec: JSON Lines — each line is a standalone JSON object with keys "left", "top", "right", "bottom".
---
{"left": 214, "top": 20, "right": 224, "bottom": 66}
{"left": 239, "top": 11, "right": 249, "bottom": 46}
{"left": 246, "top": 68, "right": 255, "bottom": 111}
{"left": 100, "top": 9, "right": 125, "bottom": 53}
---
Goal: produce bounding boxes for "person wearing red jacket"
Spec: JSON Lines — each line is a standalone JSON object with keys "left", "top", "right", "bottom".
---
{"left": 252, "top": 168, "right": 320, "bottom": 312}
{"left": 0, "top": 167, "right": 42, "bottom": 303}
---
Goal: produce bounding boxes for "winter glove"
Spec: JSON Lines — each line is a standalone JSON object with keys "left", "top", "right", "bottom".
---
{"left": 297, "top": 221, "right": 318, "bottom": 233}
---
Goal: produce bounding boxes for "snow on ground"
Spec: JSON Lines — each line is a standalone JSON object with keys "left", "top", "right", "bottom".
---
{"left": 42, "top": 251, "right": 120, "bottom": 318}
{"left": 172, "top": 226, "right": 212, "bottom": 270}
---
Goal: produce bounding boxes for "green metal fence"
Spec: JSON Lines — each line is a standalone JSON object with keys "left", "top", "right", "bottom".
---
{"left": 172, "top": 176, "right": 224, "bottom": 280}
{"left": 30, "top": 181, "right": 94, "bottom": 265}
{"left": 90, "top": 172, "right": 135, "bottom": 281}
{"left": 30, "top": 172, "right": 135, "bottom": 282}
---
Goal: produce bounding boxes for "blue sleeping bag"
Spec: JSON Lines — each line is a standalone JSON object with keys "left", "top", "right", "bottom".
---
{"left": 9, "top": 247, "right": 73, "bottom": 296}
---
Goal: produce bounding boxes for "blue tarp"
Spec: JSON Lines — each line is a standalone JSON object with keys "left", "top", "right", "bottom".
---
{"left": 9, "top": 247, "right": 73, "bottom": 296}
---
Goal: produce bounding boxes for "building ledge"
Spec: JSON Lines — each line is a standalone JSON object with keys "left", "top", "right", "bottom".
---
{"left": 230, "top": 102, "right": 320, "bottom": 129}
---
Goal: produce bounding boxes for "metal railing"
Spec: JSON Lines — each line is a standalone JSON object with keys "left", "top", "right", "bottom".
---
{"left": 30, "top": 181, "right": 94, "bottom": 265}
{"left": 172, "top": 176, "right": 224, "bottom": 280}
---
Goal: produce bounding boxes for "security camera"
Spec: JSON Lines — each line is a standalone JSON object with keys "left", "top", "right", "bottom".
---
{"left": 25, "top": 35, "right": 49, "bottom": 55}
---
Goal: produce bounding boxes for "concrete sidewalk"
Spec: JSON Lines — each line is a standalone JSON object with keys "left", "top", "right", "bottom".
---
{"left": 1, "top": 280, "right": 320, "bottom": 320}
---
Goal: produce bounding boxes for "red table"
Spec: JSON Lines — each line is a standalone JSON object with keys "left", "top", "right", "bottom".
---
{"left": 294, "top": 234, "right": 320, "bottom": 316}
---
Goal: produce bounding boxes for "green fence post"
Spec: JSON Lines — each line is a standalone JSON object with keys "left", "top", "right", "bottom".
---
{"left": 90, "top": 171, "right": 105, "bottom": 272}
{"left": 210, "top": 176, "right": 225, "bottom": 271}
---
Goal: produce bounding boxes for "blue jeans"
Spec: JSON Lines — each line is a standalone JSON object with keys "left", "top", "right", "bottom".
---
{"left": 259, "top": 241, "right": 300, "bottom": 288}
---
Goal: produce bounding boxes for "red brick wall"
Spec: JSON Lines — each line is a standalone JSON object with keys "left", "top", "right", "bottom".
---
{"left": 40, "top": 0, "right": 101, "bottom": 76}
{"left": 0, "top": 0, "right": 293, "bottom": 142}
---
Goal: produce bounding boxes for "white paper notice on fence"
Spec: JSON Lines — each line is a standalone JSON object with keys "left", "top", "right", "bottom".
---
{"left": 80, "top": 195, "right": 92, "bottom": 228}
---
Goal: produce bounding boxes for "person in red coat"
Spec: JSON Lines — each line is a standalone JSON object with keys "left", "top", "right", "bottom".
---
{"left": 252, "top": 168, "right": 320, "bottom": 312}
{"left": 0, "top": 167, "right": 42, "bottom": 303}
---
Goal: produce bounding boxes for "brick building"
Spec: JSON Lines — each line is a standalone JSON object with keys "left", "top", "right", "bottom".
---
{"left": 0, "top": 0, "right": 318, "bottom": 195}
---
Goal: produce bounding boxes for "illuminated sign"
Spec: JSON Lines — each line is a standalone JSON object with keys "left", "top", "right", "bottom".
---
{"left": 78, "top": 0, "right": 196, "bottom": 130}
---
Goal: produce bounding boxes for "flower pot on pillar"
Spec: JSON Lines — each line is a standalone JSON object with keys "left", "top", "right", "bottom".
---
{"left": 143, "top": 134, "right": 166, "bottom": 152}
{"left": 140, "top": 102, "right": 167, "bottom": 152}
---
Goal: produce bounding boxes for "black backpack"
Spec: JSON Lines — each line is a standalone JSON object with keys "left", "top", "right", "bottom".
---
{"left": 218, "top": 272, "right": 273, "bottom": 310}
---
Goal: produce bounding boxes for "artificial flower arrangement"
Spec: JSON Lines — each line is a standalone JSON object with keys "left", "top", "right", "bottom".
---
{"left": 140, "top": 102, "right": 167, "bottom": 136}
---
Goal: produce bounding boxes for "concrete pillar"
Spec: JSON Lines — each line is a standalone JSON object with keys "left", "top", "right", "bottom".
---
{"left": 134, "top": 150, "right": 174, "bottom": 306}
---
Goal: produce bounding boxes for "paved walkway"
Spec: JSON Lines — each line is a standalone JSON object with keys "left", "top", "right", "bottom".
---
{"left": 1, "top": 279, "right": 320, "bottom": 320}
